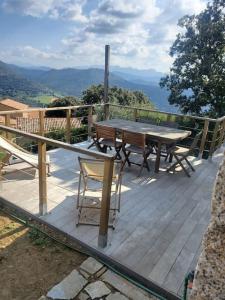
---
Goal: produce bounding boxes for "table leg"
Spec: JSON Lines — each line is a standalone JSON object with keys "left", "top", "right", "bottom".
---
{"left": 155, "top": 141, "right": 162, "bottom": 173}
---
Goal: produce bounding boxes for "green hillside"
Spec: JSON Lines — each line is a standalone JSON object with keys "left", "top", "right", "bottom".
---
{"left": 33, "top": 67, "right": 171, "bottom": 111}
{"left": 0, "top": 61, "right": 173, "bottom": 111}
{"left": 0, "top": 61, "right": 54, "bottom": 106}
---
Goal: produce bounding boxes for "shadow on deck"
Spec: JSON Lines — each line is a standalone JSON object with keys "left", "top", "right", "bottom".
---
{"left": 0, "top": 141, "right": 224, "bottom": 297}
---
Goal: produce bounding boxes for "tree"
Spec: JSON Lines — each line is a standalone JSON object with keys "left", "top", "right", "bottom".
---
{"left": 160, "top": 0, "right": 225, "bottom": 117}
{"left": 82, "top": 84, "right": 154, "bottom": 108}
{"left": 46, "top": 96, "right": 80, "bottom": 117}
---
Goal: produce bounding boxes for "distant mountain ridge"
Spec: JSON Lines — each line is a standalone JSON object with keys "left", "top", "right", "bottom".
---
{"left": 0, "top": 60, "right": 173, "bottom": 111}
{"left": 110, "top": 66, "right": 165, "bottom": 84}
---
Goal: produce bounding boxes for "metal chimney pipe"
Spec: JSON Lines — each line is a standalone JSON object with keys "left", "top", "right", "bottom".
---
{"left": 103, "top": 45, "right": 110, "bottom": 104}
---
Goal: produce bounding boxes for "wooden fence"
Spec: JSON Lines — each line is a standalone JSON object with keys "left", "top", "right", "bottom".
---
{"left": 16, "top": 117, "right": 82, "bottom": 133}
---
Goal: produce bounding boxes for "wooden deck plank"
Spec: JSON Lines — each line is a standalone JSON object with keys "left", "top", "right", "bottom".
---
{"left": 1, "top": 141, "right": 223, "bottom": 296}
{"left": 162, "top": 223, "right": 207, "bottom": 293}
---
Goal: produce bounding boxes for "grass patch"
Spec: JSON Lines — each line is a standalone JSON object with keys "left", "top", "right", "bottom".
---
{"left": 28, "top": 227, "right": 53, "bottom": 247}
{"left": 30, "top": 95, "right": 55, "bottom": 105}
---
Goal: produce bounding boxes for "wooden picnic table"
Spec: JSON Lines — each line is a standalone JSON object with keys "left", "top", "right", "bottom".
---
{"left": 96, "top": 119, "right": 191, "bottom": 173}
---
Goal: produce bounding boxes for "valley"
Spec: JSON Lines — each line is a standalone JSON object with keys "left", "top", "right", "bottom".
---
{"left": 0, "top": 60, "right": 174, "bottom": 111}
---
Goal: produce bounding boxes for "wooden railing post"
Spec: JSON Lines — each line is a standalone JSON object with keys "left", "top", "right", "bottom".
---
{"left": 134, "top": 108, "right": 138, "bottom": 122}
{"left": 88, "top": 106, "right": 93, "bottom": 141}
{"left": 166, "top": 114, "right": 172, "bottom": 123}
{"left": 98, "top": 158, "right": 114, "bottom": 248}
{"left": 104, "top": 103, "right": 110, "bottom": 120}
{"left": 66, "top": 109, "right": 71, "bottom": 144}
{"left": 5, "top": 114, "right": 11, "bottom": 139}
{"left": 209, "top": 121, "right": 220, "bottom": 159}
{"left": 218, "top": 118, "right": 225, "bottom": 147}
{"left": 39, "top": 111, "right": 45, "bottom": 136}
{"left": 38, "top": 140, "right": 47, "bottom": 215}
{"left": 199, "top": 119, "right": 209, "bottom": 158}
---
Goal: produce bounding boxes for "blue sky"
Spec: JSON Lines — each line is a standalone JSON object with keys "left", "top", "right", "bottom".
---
{"left": 0, "top": 0, "right": 207, "bottom": 71}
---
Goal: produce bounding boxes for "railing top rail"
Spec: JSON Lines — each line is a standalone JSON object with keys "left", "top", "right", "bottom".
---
{"left": 0, "top": 101, "right": 224, "bottom": 122}
{"left": 0, "top": 104, "right": 103, "bottom": 116}
{"left": 108, "top": 103, "right": 220, "bottom": 122}
{"left": 217, "top": 115, "right": 225, "bottom": 122}
{"left": 0, "top": 125, "right": 114, "bottom": 161}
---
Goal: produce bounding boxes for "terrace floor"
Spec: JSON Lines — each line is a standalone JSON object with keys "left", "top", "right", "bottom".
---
{"left": 0, "top": 141, "right": 224, "bottom": 297}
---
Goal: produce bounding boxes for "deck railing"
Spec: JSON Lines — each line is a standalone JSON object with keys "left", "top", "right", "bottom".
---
{"left": 0, "top": 109, "right": 114, "bottom": 248}
{"left": 107, "top": 103, "right": 225, "bottom": 159}
{"left": 0, "top": 103, "right": 224, "bottom": 158}
{"left": 0, "top": 103, "right": 224, "bottom": 248}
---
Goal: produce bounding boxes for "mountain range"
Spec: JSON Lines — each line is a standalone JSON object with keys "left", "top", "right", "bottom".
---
{"left": 0, "top": 60, "right": 174, "bottom": 111}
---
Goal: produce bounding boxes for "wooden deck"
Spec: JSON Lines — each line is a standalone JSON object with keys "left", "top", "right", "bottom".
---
{"left": 1, "top": 141, "right": 224, "bottom": 296}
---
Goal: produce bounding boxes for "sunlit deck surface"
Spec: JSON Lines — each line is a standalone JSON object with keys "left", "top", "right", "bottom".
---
{"left": 1, "top": 141, "right": 224, "bottom": 296}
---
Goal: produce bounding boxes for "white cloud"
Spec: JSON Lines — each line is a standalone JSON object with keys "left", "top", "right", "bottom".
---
{"left": 86, "top": 0, "right": 161, "bottom": 34}
{"left": 1, "top": 46, "right": 63, "bottom": 64}
{"left": 2, "top": 0, "right": 87, "bottom": 21}
{"left": 59, "top": 0, "right": 207, "bottom": 71}
{"left": 178, "top": 0, "right": 207, "bottom": 14}
{"left": 1, "top": 0, "right": 208, "bottom": 71}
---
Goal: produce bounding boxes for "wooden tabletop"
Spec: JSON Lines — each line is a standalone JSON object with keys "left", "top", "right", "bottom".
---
{"left": 96, "top": 119, "right": 191, "bottom": 143}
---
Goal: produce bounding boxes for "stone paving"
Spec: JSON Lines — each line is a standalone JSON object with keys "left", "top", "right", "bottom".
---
{"left": 39, "top": 257, "right": 157, "bottom": 300}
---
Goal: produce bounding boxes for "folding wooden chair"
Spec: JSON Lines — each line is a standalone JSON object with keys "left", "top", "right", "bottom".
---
{"left": 122, "top": 130, "right": 152, "bottom": 176}
{"left": 95, "top": 124, "right": 122, "bottom": 159}
{"left": 76, "top": 157, "right": 123, "bottom": 228}
{"left": 87, "top": 115, "right": 98, "bottom": 149}
{"left": 148, "top": 121, "right": 179, "bottom": 162}
{"left": 166, "top": 131, "right": 202, "bottom": 177}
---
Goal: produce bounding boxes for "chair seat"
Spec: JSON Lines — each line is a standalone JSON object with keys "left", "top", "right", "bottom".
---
{"left": 100, "top": 138, "right": 122, "bottom": 148}
{"left": 173, "top": 146, "right": 189, "bottom": 155}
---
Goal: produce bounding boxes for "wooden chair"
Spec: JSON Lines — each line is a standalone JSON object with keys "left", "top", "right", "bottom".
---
{"left": 76, "top": 157, "right": 123, "bottom": 228}
{"left": 149, "top": 121, "right": 179, "bottom": 162}
{"left": 122, "top": 130, "right": 152, "bottom": 176}
{"left": 166, "top": 131, "right": 202, "bottom": 177}
{"left": 95, "top": 124, "right": 122, "bottom": 159}
{"left": 87, "top": 115, "right": 98, "bottom": 149}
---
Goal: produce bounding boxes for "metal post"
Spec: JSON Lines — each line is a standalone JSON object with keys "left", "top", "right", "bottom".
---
{"left": 104, "top": 103, "right": 110, "bottom": 121}
{"left": 103, "top": 45, "right": 110, "bottom": 104}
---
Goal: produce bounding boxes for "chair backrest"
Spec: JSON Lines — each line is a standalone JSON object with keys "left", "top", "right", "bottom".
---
{"left": 190, "top": 131, "right": 202, "bottom": 151}
{"left": 122, "top": 130, "right": 146, "bottom": 149}
{"left": 78, "top": 157, "right": 121, "bottom": 181}
{"left": 95, "top": 124, "right": 116, "bottom": 142}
